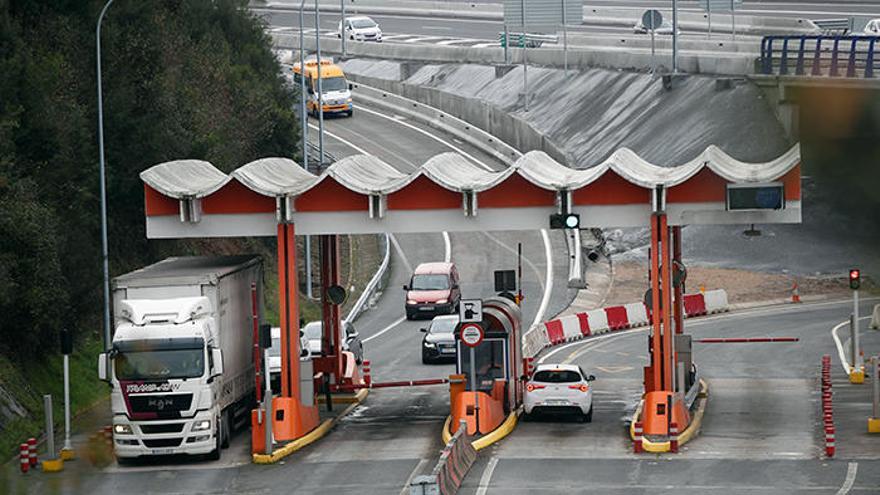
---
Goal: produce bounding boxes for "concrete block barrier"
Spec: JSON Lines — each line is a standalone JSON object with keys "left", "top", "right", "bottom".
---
{"left": 411, "top": 420, "right": 477, "bottom": 495}
{"left": 703, "top": 289, "right": 729, "bottom": 314}
{"left": 624, "top": 302, "right": 650, "bottom": 327}
{"left": 523, "top": 289, "right": 730, "bottom": 357}
{"left": 683, "top": 293, "right": 707, "bottom": 317}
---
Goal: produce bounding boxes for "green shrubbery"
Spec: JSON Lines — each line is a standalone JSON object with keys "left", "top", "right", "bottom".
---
{"left": 0, "top": 0, "right": 299, "bottom": 357}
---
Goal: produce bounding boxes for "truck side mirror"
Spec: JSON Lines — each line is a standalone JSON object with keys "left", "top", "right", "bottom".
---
{"left": 212, "top": 348, "right": 224, "bottom": 376}
{"left": 259, "top": 324, "right": 272, "bottom": 348}
{"left": 97, "top": 353, "right": 109, "bottom": 382}
{"left": 349, "top": 83, "right": 353, "bottom": 90}
{"left": 420, "top": 328, "right": 427, "bottom": 333}
{"left": 403, "top": 285, "right": 409, "bottom": 291}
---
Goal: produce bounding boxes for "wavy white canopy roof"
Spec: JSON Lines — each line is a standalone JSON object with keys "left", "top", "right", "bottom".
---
{"left": 141, "top": 144, "right": 801, "bottom": 199}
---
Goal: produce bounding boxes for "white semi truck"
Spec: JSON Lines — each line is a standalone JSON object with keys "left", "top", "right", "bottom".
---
{"left": 98, "top": 256, "right": 261, "bottom": 461}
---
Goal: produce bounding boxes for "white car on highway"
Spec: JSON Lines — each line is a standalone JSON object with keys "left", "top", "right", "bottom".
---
{"left": 337, "top": 16, "right": 383, "bottom": 42}
{"left": 524, "top": 364, "right": 595, "bottom": 422}
{"left": 864, "top": 18, "right": 880, "bottom": 35}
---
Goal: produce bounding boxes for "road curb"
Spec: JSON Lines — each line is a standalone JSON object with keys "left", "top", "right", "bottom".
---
{"left": 252, "top": 390, "right": 368, "bottom": 464}
{"left": 441, "top": 409, "right": 520, "bottom": 451}
{"left": 629, "top": 379, "right": 708, "bottom": 453}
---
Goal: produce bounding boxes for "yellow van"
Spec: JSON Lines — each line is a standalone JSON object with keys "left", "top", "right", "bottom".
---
{"left": 292, "top": 58, "right": 353, "bottom": 117}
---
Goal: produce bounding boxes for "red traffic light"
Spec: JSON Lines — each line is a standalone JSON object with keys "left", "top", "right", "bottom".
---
{"left": 849, "top": 269, "right": 861, "bottom": 290}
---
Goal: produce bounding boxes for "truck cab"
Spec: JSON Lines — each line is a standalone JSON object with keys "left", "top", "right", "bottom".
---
{"left": 99, "top": 255, "right": 261, "bottom": 462}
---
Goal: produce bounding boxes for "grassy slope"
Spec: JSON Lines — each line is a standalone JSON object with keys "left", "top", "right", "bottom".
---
{"left": 0, "top": 335, "right": 107, "bottom": 459}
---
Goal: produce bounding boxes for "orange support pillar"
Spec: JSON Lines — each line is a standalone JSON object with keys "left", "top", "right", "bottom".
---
{"left": 643, "top": 212, "right": 691, "bottom": 437}
{"left": 318, "top": 234, "right": 344, "bottom": 384}
{"left": 648, "top": 213, "right": 663, "bottom": 393}
{"left": 262, "top": 222, "right": 319, "bottom": 444}
{"left": 660, "top": 214, "right": 673, "bottom": 393}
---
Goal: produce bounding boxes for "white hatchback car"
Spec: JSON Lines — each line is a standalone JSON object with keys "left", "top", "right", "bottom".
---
{"left": 337, "top": 16, "right": 383, "bottom": 42}
{"left": 524, "top": 364, "right": 595, "bottom": 422}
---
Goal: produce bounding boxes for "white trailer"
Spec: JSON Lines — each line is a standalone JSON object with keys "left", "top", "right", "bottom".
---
{"left": 98, "top": 256, "right": 261, "bottom": 460}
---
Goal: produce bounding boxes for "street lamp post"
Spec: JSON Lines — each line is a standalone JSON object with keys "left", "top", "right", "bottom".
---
{"left": 96, "top": 0, "right": 116, "bottom": 352}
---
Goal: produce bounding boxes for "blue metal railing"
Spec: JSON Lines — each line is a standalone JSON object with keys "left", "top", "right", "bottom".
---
{"left": 760, "top": 35, "right": 880, "bottom": 78}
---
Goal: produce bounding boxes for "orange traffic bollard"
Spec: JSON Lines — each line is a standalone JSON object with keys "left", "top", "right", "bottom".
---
{"left": 825, "top": 426, "right": 835, "bottom": 457}
{"left": 28, "top": 437, "right": 37, "bottom": 467}
{"left": 20, "top": 443, "right": 29, "bottom": 473}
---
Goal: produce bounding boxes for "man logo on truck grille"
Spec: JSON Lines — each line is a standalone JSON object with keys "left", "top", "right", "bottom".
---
{"left": 148, "top": 397, "right": 175, "bottom": 411}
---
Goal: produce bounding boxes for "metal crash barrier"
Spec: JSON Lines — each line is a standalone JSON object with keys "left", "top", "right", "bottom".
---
{"left": 760, "top": 35, "right": 880, "bottom": 78}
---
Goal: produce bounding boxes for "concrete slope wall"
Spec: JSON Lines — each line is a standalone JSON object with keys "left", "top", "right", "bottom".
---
{"left": 341, "top": 59, "right": 791, "bottom": 166}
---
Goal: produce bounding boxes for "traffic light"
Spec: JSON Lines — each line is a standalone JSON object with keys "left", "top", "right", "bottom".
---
{"left": 849, "top": 269, "right": 861, "bottom": 290}
{"left": 549, "top": 213, "right": 580, "bottom": 229}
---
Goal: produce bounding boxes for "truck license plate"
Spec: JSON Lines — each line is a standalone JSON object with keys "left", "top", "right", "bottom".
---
{"left": 151, "top": 448, "right": 175, "bottom": 455}
{"left": 419, "top": 306, "right": 433, "bottom": 311}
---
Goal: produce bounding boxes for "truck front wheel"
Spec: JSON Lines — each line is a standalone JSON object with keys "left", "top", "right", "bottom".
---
{"left": 207, "top": 418, "right": 222, "bottom": 461}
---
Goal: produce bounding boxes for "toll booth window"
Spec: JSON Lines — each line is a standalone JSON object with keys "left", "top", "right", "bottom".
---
{"left": 459, "top": 339, "right": 507, "bottom": 392}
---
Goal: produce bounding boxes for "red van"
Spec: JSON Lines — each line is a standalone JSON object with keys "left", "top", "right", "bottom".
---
{"left": 404, "top": 262, "right": 461, "bottom": 320}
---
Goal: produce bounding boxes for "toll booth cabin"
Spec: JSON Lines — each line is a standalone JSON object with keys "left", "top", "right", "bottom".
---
{"left": 449, "top": 296, "right": 522, "bottom": 436}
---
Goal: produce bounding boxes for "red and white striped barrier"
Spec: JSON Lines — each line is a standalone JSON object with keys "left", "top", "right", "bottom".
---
{"left": 523, "top": 289, "right": 730, "bottom": 357}
{"left": 669, "top": 422, "right": 680, "bottom": 453}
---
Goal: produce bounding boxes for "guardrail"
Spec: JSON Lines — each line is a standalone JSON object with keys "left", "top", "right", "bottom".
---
{"left": 760, "top": 35, "right": 880, "bottom": 78}
{"left": 813, "top": 18, "right": 853, "bottom": 35}
{"left": 343, "top": 233, "right": 390, "bottom": 325}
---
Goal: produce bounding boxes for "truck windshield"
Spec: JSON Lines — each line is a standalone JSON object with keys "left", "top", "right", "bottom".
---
{"left": 316, "top": 76, "right": 348, "bottom": 92}
{"left": 411, "top": 274, "right": 449, "bottom": 290}
{"left": 116, "top": 349, "right": 205, "bottom": 380}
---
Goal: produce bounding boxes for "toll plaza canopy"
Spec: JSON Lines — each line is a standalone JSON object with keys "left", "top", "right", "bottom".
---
{"left": 141, "top": 145, "right": 802, "bottom": 238}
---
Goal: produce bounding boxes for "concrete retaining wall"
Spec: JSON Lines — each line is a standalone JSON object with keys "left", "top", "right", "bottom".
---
{"left": 273, "top": 32, "right": 756, "bottom": 76}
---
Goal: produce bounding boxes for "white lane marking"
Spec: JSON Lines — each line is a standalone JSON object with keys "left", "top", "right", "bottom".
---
{"left": 389, "top": 233, "right": 413, "bottom": 275}
{"left": 533, "top": 229, "right": 553, "bottom": 329}
{"left": 422, "top": 26, "right": 453, "bottom": 31}
{"left": 481, "top": 232, "right": 545, "bottom": 294}
{"left": 475, "top": 456, "right": 499, "bottom": 495}
{"left": 308, "top": 123, "right": 371, "bottom": 155}
{"left": 400, "top": 458, "right": 431, "bottom": 495}
{"left": 836, "top": 462, "right": 858, "bottom": 495}
{"left": 402, "top": 36, "right": 448, "bottom": 43}
{"left": 353, "top": 105, "right": 494, "bottom": 171}
{"left": 363, "top": 315, "right": 407, "bottom": 344}
{"left": 831, "top": 316, "right": 872, "bottom": 375}
{"left": 472, "top": 42, "right": 499, "bottom": 48}
{"left": 436, "top": 38, "right": 483, "bottom": 46}
{"left": 443, "top": 231, "right": 452, "bottom": 263}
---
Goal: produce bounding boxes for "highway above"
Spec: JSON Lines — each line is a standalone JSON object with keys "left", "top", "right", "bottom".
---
{"left": 253, "top": 0, "right": 880, "bottom": 47}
